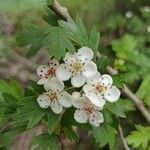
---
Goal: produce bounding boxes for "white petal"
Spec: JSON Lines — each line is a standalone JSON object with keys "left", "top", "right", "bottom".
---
{"left": 72, "top": 92, "right": 81, "bottom": 99}
{"left": 82, "top": 61, "right": 97, "bottom": 78}
{"left": 50, "top": 101, "right": 63, "bottom": 114}
{"left": 44, "top": 77, "right": 64, "bottom": 92}
{"left": 86, "top": 92, "right": 105, "bottom": 108}
{"left": 72, "top": 97, "right": 85, "bottom": 108}
{"left": 48, "top": 58, "right": 59, "bottom": 69}
{"left": 37, "top": 95, "right": 50, "bottom": 109}
{"left": 86, "top": 72, "right": 101, "bottom": 85}
{"left": 58, "top": 91, "right": 72, "bottom": 108}
{"left": 64, "top": 52, "right": 77, "bottom": 64}
{"left": 83, "top": 84, "right": 94, "bottom": 94}
{"left": 89, "top": 111, "right": 104, "bottom": 127}
{"left": 104, "top": 86, "right": 120, "bottom": 102}
{"left": 37, "top": 78, "right": 48, "bottom": 85}
{"left": 56, "top": 64, "right": 72, "bottom": 81}
{"left": 77, "top": 46, "right": 93, "bottom": 61}
{"left": 36, "top": 65, "right": 49, "bottom": 78}
{"left": 71, "top": 74, "right": 86, "bottom": 87}
{"left": 74, "top": 109, "right": 88, "bottom": 123}
{"left": 101, "top": 74, "right": 113, "bottom": 87}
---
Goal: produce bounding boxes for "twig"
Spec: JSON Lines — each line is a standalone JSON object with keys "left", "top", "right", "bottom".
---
{"left": 106, "top": 62, "right": 150, "bottom": 123}
{"left": 59, "top": 135, "right": 64, "bottom": 150}
{"left": 50, "top": 0, "right": 150, "bottom": 123}
{"left": 50, "top": 0, "right": 71, "bottom": 20}
{"left": 122, "top": 86, "right": 150, "bottom": 123}
{"left": 118, "top": 123, "right": 130, "bottom": 150}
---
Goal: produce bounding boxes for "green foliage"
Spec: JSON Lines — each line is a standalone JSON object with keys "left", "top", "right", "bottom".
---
{"left": 112, "top": 34, "right": 150, "bottom": 82}
{"left": 0, "top": 0, "right": 44, "bottom": 12}
{"left": 93, "top": 123, "right": 116, "bottom": 149}
{"left": 31, "top": 133, "right": 59, "bottom": 150}
{"left": 0, "top": 126, "right": 25, "bottom": 148}
{"left": 59, "top": 16, "right": 100, "bottom": 54}
{"left": 16, "top": 26, "right": 45, "bottom": 57}
{"left": 136, "top": 76, "right": 150, "bottom": 109}
{"left": 0, "top": 80, "right": 23, "bottom": 99}
{"left": 126, "top": 125, "right": 150, "bottom": 150}
{"left": 112, "top": 74, "right": 126, "bottom": 88}
{"left": 96, "top": 56, "right": 109, "bottom": 72}
{"left": 43, "top": 27, "right": 75, "bottom": 59}
{"left": 105, "top": 100, "right": 126, "bottom": 118}
{"left": 43, "top": 8, "right": 59, "bottom": 26}
{"left": 62, "top": 127, "right": 78, "bottom": 141}
{"left": 14, "top": 96, "right": 46, "bottom": 129}
{"left": 47, "top": 112, "right": 60, "bottom": 134}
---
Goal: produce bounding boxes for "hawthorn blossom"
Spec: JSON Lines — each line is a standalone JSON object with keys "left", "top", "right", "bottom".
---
{"left": 36, "top": 59, "right": 59, "bottom": 85}
{"left": 37, "top": 78, "right": 72, "bottom": 114}
{"left": 83, "top": 73, "right": 121, "bottom": 108}
{"left": 56, "top": 46, "right": 97, "bottom": 87}
{"left": 72, "top": 92, "right": 104, "bottom": 127}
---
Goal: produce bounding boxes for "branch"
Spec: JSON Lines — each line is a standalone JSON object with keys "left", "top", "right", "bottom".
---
{"left": 50, "top": 0, "right": 71, "bottom": 20}
{"left": 118, "top": 123, "right": 130, "bottom": 150}
{"left": 50, "top": 0, "right": 150, "bottom": 123}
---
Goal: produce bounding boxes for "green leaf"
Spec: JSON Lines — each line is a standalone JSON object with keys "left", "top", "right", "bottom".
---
{"left": 43, "top": 7, "right": 59, "bottom": 26}
{"left": 0, "top": 108, "right": 4, "bottom": 122}
{"left": 63, "top": 127, "right": 78, "bottom": 141}
{"left": 15, "top": 96, "right": 46, "bottom": 129}
{"left": 60, "top": 108, "right": 77, "bottom": 126}
{"left": 31, "top": 133, "right": 59, "bottom": 150}
{"left": 96, "top": 56, "right": 109, "bottom": 72}
{"left": 126, "top": 125, "right": 150, "bottom": 149}
{"left": 0, "top": 126, "right": 25, "bottom": 148}
{"left": 89, "top": 26, "right": 100, "bottom": 54}
{"left": 27, "top": 109, "right": 45, "bottom": 129}
{"left": 43, "top": 27, "right": 75, "bottom": 60}
{"left": 112, "top": 34, "right": 150, "bottom": 69}
{"left": 112, "top": 34, "right": 137, "bottom": 60}
{"left": 0, "top": 131, "right": 17, "bottom": 148}
{"left": 28, "top": 80, "right": 44, "bottom": 94}
{"left": 136, "top": 76, "right": 150, "bottom": 109}
{"left": 46, "top": 0, "right": 54, "bottom": 5}
{"left": 16, "top": 26, "right": 45, "bottom": 57}
{"left": 58, "top": 16, "right": 89, "bottom": 46}
{"left": 0, "top": 80, "right": 23, "bottom": 99}
{"left": 105, "top": 100, "right": 126, "bottom": 118}
{"left": 93, "top": 123, "right": 116, "bottom": 149}
{"left": 47, "top": 112, "right": 60, "bottom": 134}
{"left": 112, "top": 74, "right": 126, "bottom": 88}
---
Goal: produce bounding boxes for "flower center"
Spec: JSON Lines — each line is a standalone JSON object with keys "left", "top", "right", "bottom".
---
{"left": 45, "top": 68, "right": 56, "bottom": 78}
{"left": 95, "top": 84, "right": 105, "bottom": 93}
{"left": 46, "top": 92, "right": 58, "bottom": 101}
{"left": 72, "top": 63, "right": 82, "bottom": 72}
{"left": 83, "top": 103, "right": 94, "bottom": 114}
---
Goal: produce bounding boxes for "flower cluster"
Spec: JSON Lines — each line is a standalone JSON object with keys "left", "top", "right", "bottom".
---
{"left": 36, "top": 46, "right": 121, "bottom": 127}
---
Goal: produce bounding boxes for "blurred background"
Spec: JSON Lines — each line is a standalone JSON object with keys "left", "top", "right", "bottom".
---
{"left": 0, "top": 0, "right": 149, "bottom": 149}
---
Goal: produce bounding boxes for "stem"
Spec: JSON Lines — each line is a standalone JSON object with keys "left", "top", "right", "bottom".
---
{"left": 118, "top": 123, "right": 130, "bottom": 150}
{"left": 64, "top": 86, "right": 76, "bottom": 91}
{"left": 59, "top": 135, "right": 64, "bottom": 150}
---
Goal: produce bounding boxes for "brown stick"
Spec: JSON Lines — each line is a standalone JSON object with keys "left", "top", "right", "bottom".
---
{"left": 118, "top": 123, "right": 130, "bottom": 150}
{"left": 50, "top": 0, "right": 150, "bottom": 123}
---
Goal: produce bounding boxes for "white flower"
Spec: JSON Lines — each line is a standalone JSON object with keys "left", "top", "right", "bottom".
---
{"left": 37, "top": 78, "right": 72, "bottom": 114}
{"left": 125, "top": 11, "right": 133, "bottom": 18}
{"left": 56, "top": 46, "right": 97, "bottom": 87}
{"left": 72, "top": 92, "right": 104, "bottom": 127}
{"left": 36, "top": 59, "right": 59, "bottom": 85}
{"left": 147, "top": 26, "right": 150, "bottom": 33}
{"left": 83, "top": 73, "right": 121, "bottom": 108}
